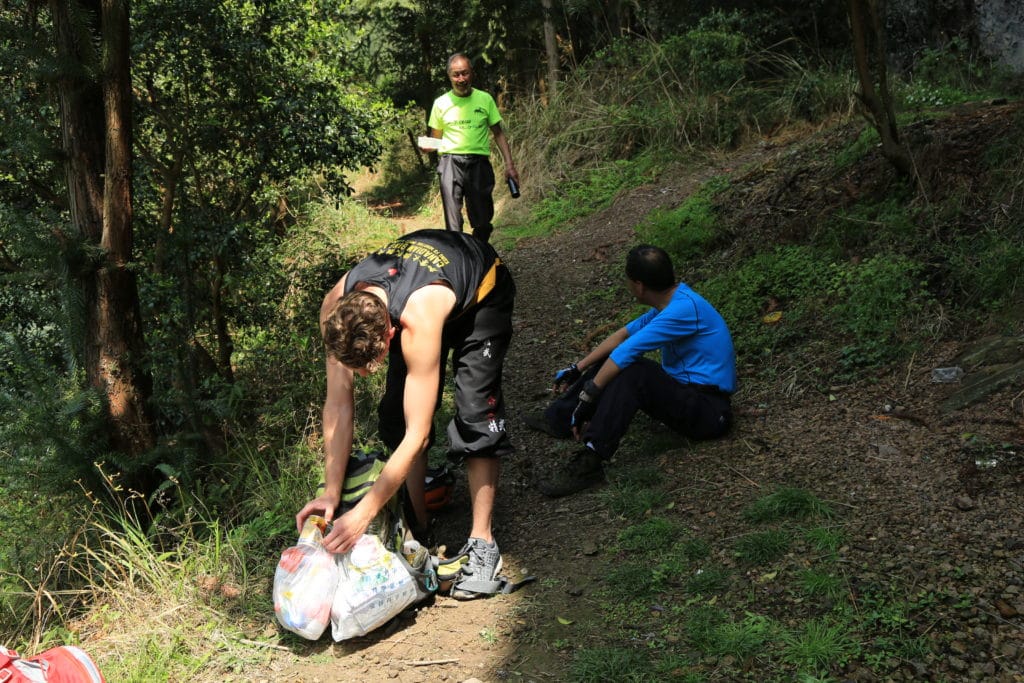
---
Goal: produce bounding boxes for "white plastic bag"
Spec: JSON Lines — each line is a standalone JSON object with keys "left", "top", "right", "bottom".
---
{"left": 273, "top": 516, "right": 338, "bottom": 640}
{"left": 330, "top": 533, "right": 420, "bottom": 641}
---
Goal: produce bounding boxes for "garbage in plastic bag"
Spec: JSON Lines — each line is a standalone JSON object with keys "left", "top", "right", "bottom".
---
{"left": 330, "top": 533, "right": 422, "bottom": 641}
{"left": 930, "top": 366, "right": 964, "bottom": 383}
{"left": 273, "top": 516, "right": 338, "bottom": 640}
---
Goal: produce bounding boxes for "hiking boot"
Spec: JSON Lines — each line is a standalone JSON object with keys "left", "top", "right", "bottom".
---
{"left": 523, "top": 411, "right": 573, "bottom": 439}
{"left": 537, "top": 448, "right": 606, "bottom": 498}
{"left": 449, "top": 537, "right": 503, "bottom": 600}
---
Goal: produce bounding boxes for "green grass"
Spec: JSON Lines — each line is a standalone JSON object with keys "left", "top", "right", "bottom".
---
{"left": 734, "top": 529, "right": 791, "bottom": 564}
{"left": 743, "top": 488, "right": 835, "bottom": 523}
{"left": 782, "top": 619, "right": 856, "bottom": 673}
{"left": 598, "top": 479, "right": 671, "bottom": 517}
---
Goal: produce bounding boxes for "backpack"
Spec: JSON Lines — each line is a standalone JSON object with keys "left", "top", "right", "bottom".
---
{"left": 0, "top": 645, "right": 106, "bottom": 683}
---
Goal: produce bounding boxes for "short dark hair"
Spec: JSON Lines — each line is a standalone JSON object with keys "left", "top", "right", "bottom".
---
{"left": 446, "top": 52, "right": 471, "bottom": 74}
{"left": 322, "top": 290, "right": 390, "bottom": 372}
{"left": 625, "top": 245, "right": 675, "bottom": 291}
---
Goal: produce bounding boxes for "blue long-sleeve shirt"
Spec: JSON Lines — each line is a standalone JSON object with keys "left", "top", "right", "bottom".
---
{"left": 608, "top": 283, "right": 737, "bottom": 393}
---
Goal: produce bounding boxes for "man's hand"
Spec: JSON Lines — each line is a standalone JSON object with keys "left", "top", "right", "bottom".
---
{"left": 296, "top": 492, "right": 339, "bottom": 534}
{"left": 570, "top": 379, "right": 603, "bottom": 437}
{"left": 322, "top": 504, "right": 377, "bottom": 554}
{"left": 552, "top": 362, "right": 582, "bottom": 392}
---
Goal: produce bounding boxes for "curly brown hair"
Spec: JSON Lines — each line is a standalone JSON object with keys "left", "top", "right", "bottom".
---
{"left": 322, "top": 291, "right": 390, "bottom": 372}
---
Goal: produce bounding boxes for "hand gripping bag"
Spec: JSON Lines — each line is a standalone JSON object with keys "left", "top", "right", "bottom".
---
{"left": 272, "top": 516, "right": 338, "bottom": 640}
{"left": 0, "top": 645, "right": 106, "bottom": 683}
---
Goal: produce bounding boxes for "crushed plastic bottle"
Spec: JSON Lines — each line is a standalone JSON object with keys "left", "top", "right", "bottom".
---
{"left": 930, "top": 366, "right": 964, "bottom": 383}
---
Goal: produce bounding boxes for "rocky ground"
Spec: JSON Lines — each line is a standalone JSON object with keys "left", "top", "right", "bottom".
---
{"left": 246, "top": 107, "right": 1024, "bottom": 682}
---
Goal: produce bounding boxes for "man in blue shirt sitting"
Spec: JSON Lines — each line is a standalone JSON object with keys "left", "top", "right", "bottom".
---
{"left": 529, "top": 244, "right": 737, "bottom": 497}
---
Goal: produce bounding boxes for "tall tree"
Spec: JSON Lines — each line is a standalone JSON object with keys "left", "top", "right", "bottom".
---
{"left": 48, "top": 0, "right": 155, "bottom": 458}
{"left": 542, "top": 0, "right": 559, "bottom": 97}
{"left": 847, "top": 0, "right": 913, "bottom": 176}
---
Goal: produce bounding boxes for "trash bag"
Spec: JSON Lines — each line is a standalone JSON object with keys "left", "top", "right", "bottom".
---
{"left": 330, "top": 533, "right": 423, "bottom": 641}
{"left": 272, "top": 516, "right": 338, "bottom": 640}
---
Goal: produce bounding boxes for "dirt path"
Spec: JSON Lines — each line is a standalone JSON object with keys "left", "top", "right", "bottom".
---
{"left": 248, "top": 153, "right": 751, "bottom": 682}
{"left": 248, "top": 131, "right": 1024, "bottom": 681}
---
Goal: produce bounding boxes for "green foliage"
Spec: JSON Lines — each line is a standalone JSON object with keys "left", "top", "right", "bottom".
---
{"left": 734, "top": 530, "right": 791, "bottom": 564}
{"left": 827, "top": 254, "right": 929, "bottom": 371}
{"left": 635, "top": 177, "right": 728, "bottom": 263}
{"left": 570, "top": 647, "right": 663, "bottom": 683}
{"left": 819, "top": 195, "right": 920, "bottom": 256}
{"left": 524, "top": 156, "right": 662, "bottom": 236}
{"left": 942, "top": 228, "right": 1024, "bottom": 311}
{"left": 782, "top": 619, "right": 856, "bottom": 673}
{"left": 900, "top": 37, "right": 1011, "bottom": 110}
{"left": 699, "top": 244, "right": 830, "bottom": 361}
{"left": 798, "top": 570, "right": 845, "bottom": 600}
{"left": 686, "top": 566, "right": 730, "bottom": 595}
{"left": 617, "top": 516, "right": 684, "bottom": 553}
{"left": 706, "top": 612, "right": 777, "bottom": 659}
{"left": 804, "top": 527, "right": 845, "bottom": 555}
{"left": 743, "top": 487, "right": 835, "bottom": 523}
{"left": 599, "top": 479, "right": 670, "bottom": 517}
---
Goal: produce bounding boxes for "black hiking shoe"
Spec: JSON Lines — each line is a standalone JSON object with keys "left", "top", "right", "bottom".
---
{"left": 523, "top": 411, "right": 573, "bottom": 439}
{"left": 537, "top": 448, "right": 606, "bottom": 498}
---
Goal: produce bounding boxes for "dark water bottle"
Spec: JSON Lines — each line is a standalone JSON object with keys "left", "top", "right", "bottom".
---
{"left": 507, "top": 176, "right": 520, "bottom": 199}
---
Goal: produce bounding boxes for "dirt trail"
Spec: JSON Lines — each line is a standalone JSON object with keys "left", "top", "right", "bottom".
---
{"left": 248, "top": 152, "right": 760, "bottom": 683}
{"left": 249, "top": 123, "right": 1024, "bottom": 682}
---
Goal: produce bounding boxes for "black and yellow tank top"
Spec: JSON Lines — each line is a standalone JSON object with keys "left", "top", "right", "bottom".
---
{"left": 343, "top": 230, "right": 501, "bottom": 323}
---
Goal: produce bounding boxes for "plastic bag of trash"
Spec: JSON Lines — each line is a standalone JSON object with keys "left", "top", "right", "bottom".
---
{"left": 273, "top": 516, "right": 338, "bottom": 640}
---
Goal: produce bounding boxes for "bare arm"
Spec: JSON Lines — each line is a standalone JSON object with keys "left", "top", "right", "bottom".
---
{"left": 295, "top": 277, "right": 355, "bottom": 533}
{"left": 490, "top": 123, "right": 520, "bottom": 185}
{"left": 323, "top": 285, "right": 455, "bottom": 553}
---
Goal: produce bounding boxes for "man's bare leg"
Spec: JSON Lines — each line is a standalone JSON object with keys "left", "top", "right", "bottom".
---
{"left": 466, "top": 456, "right": 498, "bottom": 543}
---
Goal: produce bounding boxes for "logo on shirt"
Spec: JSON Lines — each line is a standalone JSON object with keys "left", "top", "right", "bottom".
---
{"left": 473, "top": 107, "right": 486, "bottom": 115}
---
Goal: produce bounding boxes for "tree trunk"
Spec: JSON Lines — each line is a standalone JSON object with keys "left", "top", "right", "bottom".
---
{"left": 542, "top": 0, "right": 559, "bottom": 98}
{"left": 50, "top": 0, "right": 156, "bottom": 458}
{"left": 847, "top": 0, "right": 913, "bottom": 176}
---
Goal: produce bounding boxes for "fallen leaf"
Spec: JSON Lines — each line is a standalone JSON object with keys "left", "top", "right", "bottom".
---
{"left": 557, "top": 616, "right": 573, "bottom": 625}
{"left": 762, "top": 311, "right": 783, "bottom": 324}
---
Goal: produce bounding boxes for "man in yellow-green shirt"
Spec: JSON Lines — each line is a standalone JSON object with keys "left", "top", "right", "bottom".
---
{"left": 421, "top": 53, "right": 520, "bottom": 244}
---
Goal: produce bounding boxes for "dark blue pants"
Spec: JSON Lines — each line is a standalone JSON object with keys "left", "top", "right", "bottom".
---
{"left": 378, "top": 267, "right": 515, "bottom": 461}
{"left": 543, "top": 358, "right": 732, "bottom": 459}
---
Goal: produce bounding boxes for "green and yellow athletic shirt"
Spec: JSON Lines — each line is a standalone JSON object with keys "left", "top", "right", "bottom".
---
{"left": 428, "top": 89, "right": 501, "bottom": 156}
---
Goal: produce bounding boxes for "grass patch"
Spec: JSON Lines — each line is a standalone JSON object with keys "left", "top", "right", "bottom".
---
{"left": 617, "top": 516, "right": 685, "bottom": 553}
{"left": 804, "top": 527, "right": 845, "bottom": 554}
{"left": 798, "top": 569, "right": 846, "bottom": 601}
{"left": 734, "top": 529, "right": 791, "bottom": 564}
{"left": 743, "top": 488, "right": 835, "bottom": 523}
{"left": 782, "top": 618, "right": 856, "bottom": 674}
{"left": 599, "top": 479, "right": 670, "bottom": 517}
{"left": 686, "top": 566, "right": 730, "bottom": 595}
{"left": 570, "top": 647, "right": 667, "bottom": 682}
{"left": 635, "top": 176, "right": 729, "bottom": 263}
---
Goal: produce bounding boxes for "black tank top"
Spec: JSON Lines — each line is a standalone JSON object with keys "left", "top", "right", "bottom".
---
{"left": 343, "top": 230, "right": 500, "bottom": 323}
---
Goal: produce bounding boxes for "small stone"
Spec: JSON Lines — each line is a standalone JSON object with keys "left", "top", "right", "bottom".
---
{"left": 995, "top": 599, "right": 1018, "bottom": 618}
{"left": 955, "top": 495, "right": 976, "bottom": 511}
